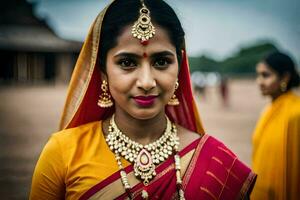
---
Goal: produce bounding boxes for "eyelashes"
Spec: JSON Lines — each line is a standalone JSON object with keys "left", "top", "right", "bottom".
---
{"left": 257, "top": 72, "right": 271, "bottom": 78}
{"left": 153, "top": 57, "right": 173, "bottom": 68}
{"left": 117, "top": 58, "right": 137, "bottom": 68}
{"left": 116, "top": 57, "right": 174, "bottom": 70}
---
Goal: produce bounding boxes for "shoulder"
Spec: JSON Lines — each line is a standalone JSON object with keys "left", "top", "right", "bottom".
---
{"left": 286, "top": 92, "right": 300, "bottom": 119}
{"left": 176, "top": 124, "right": 202, "bottom": 151}
{"left": 36, "top": 121, "right": 103, "bottom": 173}
{"left": 37, "top": 121, "right": 102, "bottom": 160}
{"left": 176, "top": 124, "right": 236, "bottom": 157}
{"left": 292, "top": 86, "right": 300, "bottom": 97}
{"left": 50, "top": 121, "right": 102, "bottom": 147}
{"left": 40, "top": 121, "right": 103, "bottom": 162}
{"left": 202, "top": 134, "right": 237, "bottom": 158}
{"left": 289, "top": 90, "right": 300, "bottom": 104}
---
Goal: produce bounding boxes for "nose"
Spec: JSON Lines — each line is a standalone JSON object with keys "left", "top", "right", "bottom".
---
{"left": 256, "top": 76, "right": 265, "bottom": 90}
{"left": 136, "top": 64, "right": 156, "bottom": 92}
{"left": 256, "top": 75, "right": 262, "bottom": 85}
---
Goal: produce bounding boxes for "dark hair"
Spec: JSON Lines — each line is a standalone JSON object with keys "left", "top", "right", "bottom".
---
{"left": 98, "top": 0, "right": 185, "bottom": 72}
{"left": 263, "top": 51, "right": 300, "bottom": 90}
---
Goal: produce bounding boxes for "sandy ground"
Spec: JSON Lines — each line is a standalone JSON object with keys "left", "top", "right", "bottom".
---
{"left": 0, "top": 79, "right": 268, "bottom": 199}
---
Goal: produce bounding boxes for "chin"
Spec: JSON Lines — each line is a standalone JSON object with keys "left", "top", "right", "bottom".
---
{"left": 260, "top": 90, "right": 269, "bottom": 96}
{"left": 130, "top": 108, "right": 163, "bottom": 120}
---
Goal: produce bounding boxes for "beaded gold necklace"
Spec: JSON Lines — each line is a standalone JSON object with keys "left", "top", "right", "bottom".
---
{"left": 106, "top": 114, "right": 185, "bottom": 199}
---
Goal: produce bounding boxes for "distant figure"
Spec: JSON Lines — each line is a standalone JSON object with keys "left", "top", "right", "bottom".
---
{"left": 191, "top": 71, "right": 207, "bottom": 100}
{"left": 252, "top": 51, "right": 300, "bottom": 200}
{"left": 219, "top": 76, "right": 229, "bottom": 107}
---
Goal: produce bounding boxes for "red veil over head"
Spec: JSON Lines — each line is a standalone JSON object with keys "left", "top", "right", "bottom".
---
{"left": 59, "top": 1, "right": 205, "bottom": 135}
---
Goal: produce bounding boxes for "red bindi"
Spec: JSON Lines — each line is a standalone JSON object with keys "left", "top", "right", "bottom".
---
{"left": 143, "top": 52, "right": 148, "bottom": 58}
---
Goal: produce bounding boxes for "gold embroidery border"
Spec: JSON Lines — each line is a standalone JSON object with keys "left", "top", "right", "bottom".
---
{"left": 59, "top": 1, "right": 114, "bottom": 129}
{"left": 182, "top": 134, "right": 209, "bottom": 189}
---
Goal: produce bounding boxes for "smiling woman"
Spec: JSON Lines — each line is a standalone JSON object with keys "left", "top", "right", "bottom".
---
{"left": 29, "top": 0, "right": 256, "bottom": 199}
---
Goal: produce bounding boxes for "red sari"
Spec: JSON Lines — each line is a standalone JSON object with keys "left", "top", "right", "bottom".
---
{"left": 79, "top": 135, "right": 256, "bottom": 200}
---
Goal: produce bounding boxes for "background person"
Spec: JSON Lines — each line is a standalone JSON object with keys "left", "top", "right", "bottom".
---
{"left": 252, "top": 51, "right": 300, "bottom": 200}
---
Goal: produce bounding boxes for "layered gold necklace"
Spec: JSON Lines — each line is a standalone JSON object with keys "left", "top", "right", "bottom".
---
{"left": 106, "top": 114, "right": 185, "bottom": 199}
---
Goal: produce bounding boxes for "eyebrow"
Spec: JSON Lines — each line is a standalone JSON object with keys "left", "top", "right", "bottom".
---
{"left": 114, "top": 51, "right": 175, "bottom": 59}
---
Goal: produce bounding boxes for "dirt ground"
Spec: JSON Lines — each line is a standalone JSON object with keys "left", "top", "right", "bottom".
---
{"left": 0, "top": 79, "right": 268, "bottom": 199}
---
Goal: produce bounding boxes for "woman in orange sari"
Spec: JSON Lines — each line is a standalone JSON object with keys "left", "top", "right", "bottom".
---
{"left": 252, "top": 51, "right": 300, "bottom": 200}
{"left": 30, "top": 0, "right": 256, "bottom": 199}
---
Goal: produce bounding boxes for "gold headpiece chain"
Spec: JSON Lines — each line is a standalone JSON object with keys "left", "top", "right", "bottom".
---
{"left": 131, "top": 0, "right": 156, "bottom": 42}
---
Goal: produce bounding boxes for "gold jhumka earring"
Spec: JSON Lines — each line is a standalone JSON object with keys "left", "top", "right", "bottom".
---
{"left": 168, "top": 80, "right": 180, "bottom": 106}
{"left": 280, "top": 81, "right": 287, "bottom": 92}
{"left": 97, "top": 80, "right": 113, "bottom": 108}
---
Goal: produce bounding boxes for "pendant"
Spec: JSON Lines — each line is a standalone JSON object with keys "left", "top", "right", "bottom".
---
{"left": 141, "top": 189, "right": 149, "bottom": 199}
{"left": 134, "top": 149, "right": 156, "bottom": 185}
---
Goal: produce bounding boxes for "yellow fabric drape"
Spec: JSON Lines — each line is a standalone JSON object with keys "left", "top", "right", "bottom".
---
{"left": 59, "top": 3, "right": 111, "bottom": 130}
{"left": 30, "top": 121, "right": 131, "bottom": 200}
{"left": 251, "top": 90, "right": 300, "bottom": 200}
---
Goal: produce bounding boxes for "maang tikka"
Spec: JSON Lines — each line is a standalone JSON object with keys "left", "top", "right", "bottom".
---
{"left": 131, "top": 0, "right": 155, "bottom": 42}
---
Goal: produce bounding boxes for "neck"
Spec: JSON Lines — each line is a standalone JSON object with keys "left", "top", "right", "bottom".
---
{"left": 271, "top": 90, "right": 287, "bottom": 102}
{"left": 106, "top": 110, "right": 167, "bottom": 145}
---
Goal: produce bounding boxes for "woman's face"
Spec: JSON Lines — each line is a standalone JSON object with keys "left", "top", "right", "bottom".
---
{"left": 105, "top": 25, "right": 179, "bottom": 120}
{"left": 256, "top": 62, "right": 281, "bottom": 97}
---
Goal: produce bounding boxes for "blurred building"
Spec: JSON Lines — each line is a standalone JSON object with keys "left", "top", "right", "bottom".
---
{"left": 0, "top": 0, "right": 82, "bottom": 84}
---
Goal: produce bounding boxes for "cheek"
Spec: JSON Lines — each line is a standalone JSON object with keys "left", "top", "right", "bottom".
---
{"left": 156, "top": 71, "right": 178, "bottom": 94}
{"left": 108, "top": 80, "right": 132, "bottom": 107}
{"left": 106, "top": 67, "right": 132, "bottom": 98}
{"left": 265, "top": 77, "right": 280, "bottom": 90}
{"left": 108, "top": 76, "right": 132, "bottom": 96}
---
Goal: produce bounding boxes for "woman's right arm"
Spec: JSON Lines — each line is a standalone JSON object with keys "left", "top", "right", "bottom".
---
{"left": 30, "top": 136, "right": 66, "bottom": 200}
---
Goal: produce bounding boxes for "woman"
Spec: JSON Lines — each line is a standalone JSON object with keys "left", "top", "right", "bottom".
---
{"left": 30, "top": 0, "right": 256, "bottom": 199}
{"left": 252, "top": 51, "right": 300, "bottom": 200}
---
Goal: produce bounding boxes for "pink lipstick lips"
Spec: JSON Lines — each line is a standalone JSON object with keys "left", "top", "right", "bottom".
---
{"left": 133, "top": 95, "right": 157, "bottom": 107}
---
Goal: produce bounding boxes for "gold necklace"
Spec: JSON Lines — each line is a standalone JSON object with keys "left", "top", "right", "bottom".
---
{"left": 106, "top": 114, "right": 185, "bottom": 199}
{"left": 106, "top": 114, "right": 180, "bottom": 185}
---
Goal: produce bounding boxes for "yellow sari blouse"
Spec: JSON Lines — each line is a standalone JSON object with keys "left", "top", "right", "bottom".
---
{"left": 30, "top": 121, "right": 131, "bottom": 200}
{"left": 252, "top": 90, "right": 300, "bottom": 200}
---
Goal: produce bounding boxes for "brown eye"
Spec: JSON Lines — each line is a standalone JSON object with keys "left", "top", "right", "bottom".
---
{"left": 118, "top": 58, "right": 137, "bottom": 69}
{"left": 261, "top": 72, "right": 271, "bottom": 78}
{"left": 153, "top": 57, "right": 171, "bottom": 68}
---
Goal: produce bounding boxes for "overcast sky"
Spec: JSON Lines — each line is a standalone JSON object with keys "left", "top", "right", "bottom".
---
{"left": 29, "top": 0, "right": 300, "bottom": 63}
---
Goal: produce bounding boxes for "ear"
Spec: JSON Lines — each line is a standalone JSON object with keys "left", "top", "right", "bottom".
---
{"left": 281, "top": 72, "right": 291, "bottom": 84}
